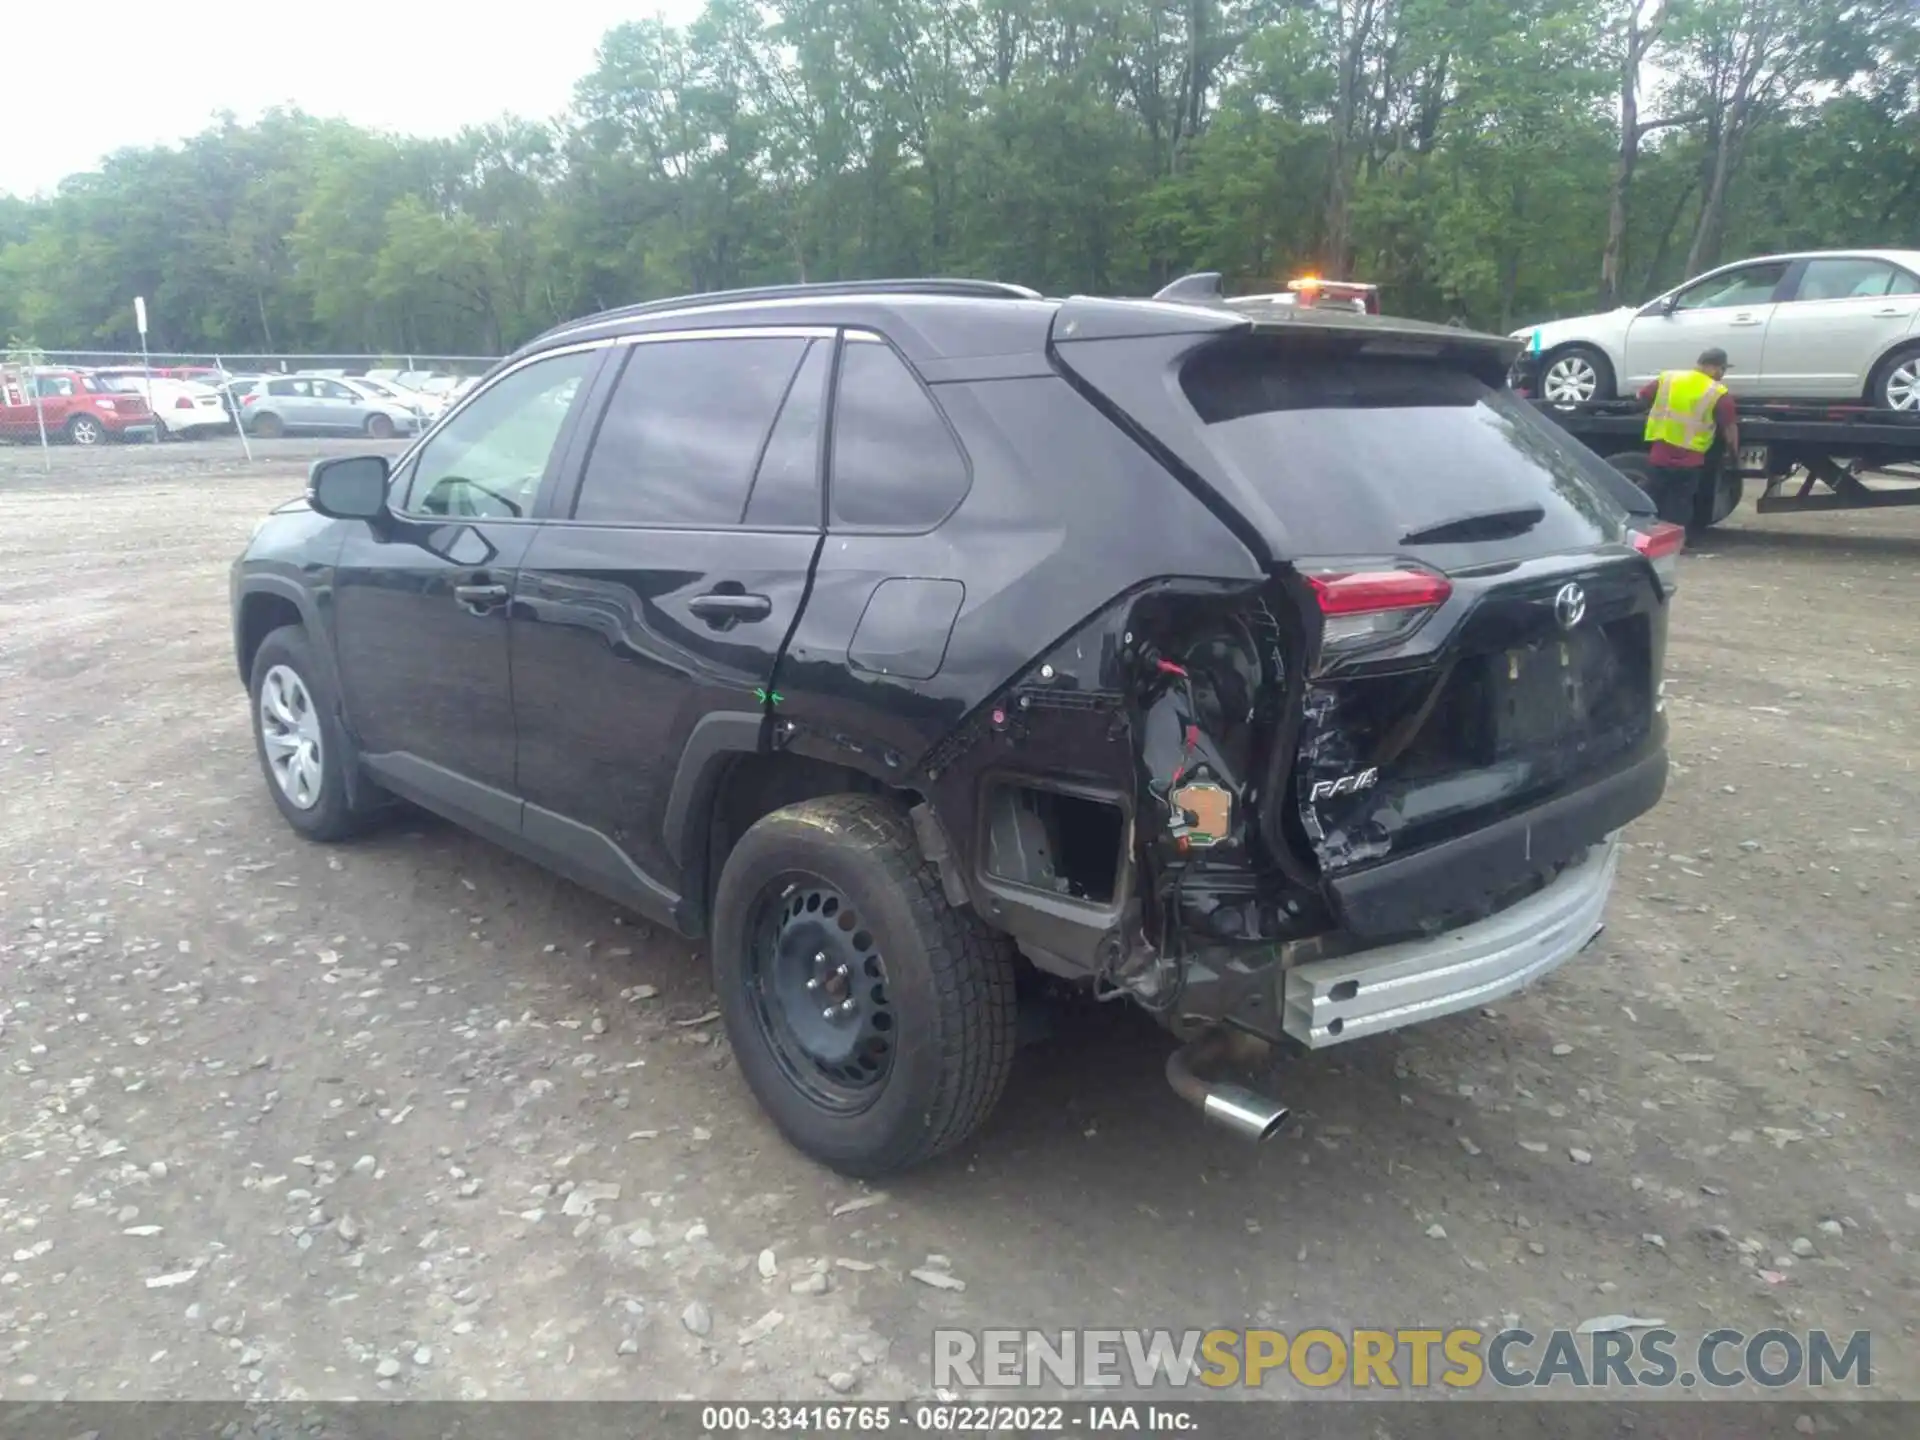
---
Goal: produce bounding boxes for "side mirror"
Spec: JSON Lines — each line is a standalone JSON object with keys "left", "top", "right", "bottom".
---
{"left": 308, "top": 454, "right": 390, "bottom": 521}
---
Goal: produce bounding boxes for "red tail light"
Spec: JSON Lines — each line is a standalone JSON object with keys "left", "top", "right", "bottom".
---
{"left": 1309, "top": 569, "right": 1453, "bottom": 615}
{"left": 242, "top": 393, "right": 259, "bottom": 405}
{"left": 1630, "top": 521, "right": 1684, "bottom": 594}
{"left": 1630, "top": 521, "right": 1685, "bottom": 560}
{"left": 175, "top": 396, "right": 194, "bottom": 410}
{"left": 1306, "top": 567, "right": 1452, "bottom": 656}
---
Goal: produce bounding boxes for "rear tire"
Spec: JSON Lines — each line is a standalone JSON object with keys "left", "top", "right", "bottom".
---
{"left": 252, "top": 411, "right": 285, "bottom": 439}
{"left": 365, "top": 412, "right": 396, "bottom": 439}
{"left": 1541, "top": 345, "right": 1616, "bottom": 404}
{"left": 1869, "top": 342, "right": 1920, "bottom": 412}
{"left": 1606, "top": 450, "right": 1695, "bottom": 527}
{"left": 711, "top": 795, "right": 1018, "bottom": 1176}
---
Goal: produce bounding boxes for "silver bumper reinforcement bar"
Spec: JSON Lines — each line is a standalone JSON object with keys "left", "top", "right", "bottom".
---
{"left": 1282, "top": 839, "right": 1620, "bottom": 1048}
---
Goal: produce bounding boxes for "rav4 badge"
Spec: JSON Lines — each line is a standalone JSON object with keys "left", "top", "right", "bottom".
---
{"left": 1308, "top": 768, "right": 1380, "bottom": 803}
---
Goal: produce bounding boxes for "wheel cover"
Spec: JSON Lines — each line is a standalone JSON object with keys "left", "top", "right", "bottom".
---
{"left": 258, "top": 663, "right": 324, "bottom": 810}
{"left": 72, "top": 418, "right": 102, "bottom": 444}
{"left": 1887, "top": 358, "right": 1920, "bottom": 412}
{"left": 745, "top": 875, "right": 896, "bottom": 1112}
{"left": 1542, "top": 355, "right": 1599, "bottom": 402}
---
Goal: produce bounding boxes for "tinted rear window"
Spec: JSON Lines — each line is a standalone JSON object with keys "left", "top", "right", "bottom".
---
{"left": 575, "top": 337, "right": 809, "bottom": 527}
{"left": 1182, "top": 347, "right": 1629, "bottom": 560}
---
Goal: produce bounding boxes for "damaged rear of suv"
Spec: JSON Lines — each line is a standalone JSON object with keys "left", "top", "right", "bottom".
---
{"left": 233, "top": 276, "right": 1674, "bottom": 1177}
{"left": 925, "top": 290, "right": 1675, "bottom": 1151}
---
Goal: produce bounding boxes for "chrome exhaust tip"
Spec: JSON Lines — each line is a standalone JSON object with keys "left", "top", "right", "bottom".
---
{"left": 1166, "top": 1030, "right": 1290, "bottom": 1142}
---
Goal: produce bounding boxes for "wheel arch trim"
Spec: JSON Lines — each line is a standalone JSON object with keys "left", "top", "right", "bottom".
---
{"left": 234, "top": 575, "right": 330, "bottom": 688}
{"left": 663, "top": 710, "right": 771, "bottom": 870}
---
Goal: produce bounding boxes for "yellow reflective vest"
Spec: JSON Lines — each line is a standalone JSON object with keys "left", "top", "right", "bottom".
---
{"left": 1644, "top": 369, "right": 1729, "bottom": 453}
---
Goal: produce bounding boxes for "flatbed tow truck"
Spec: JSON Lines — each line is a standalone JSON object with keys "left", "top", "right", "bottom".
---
{"left": 1510, "top": 352, "right": 1920, "bottom": 533}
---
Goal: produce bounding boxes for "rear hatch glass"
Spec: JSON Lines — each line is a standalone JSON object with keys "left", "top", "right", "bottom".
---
{"left": 1180, "top": 341, "right": 1630, "bottom": 565}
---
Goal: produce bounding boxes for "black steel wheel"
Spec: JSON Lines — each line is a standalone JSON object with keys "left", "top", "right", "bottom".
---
{"left": 712, "top": 795, "right": 1018, "bottom": 1176}
{"left": 744, "top": 876, "right": 897, "bottom": 1109}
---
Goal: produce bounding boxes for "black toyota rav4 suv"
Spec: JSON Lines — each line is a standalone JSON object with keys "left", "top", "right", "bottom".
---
{"left": 231, "top": 277, "right": 1680, "bottom": 1175}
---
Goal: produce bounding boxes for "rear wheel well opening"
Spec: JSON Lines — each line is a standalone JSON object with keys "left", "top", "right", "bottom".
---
{"left": 699, "top": 752, "right": 924, "bottom": 923}
{"left": 238, "top": 593, "right": 303, "bottom": 683}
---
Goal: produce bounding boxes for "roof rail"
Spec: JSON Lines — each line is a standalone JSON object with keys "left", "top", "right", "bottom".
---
{"left": 533, "top": 277, "right": 1043, "bottom": 347}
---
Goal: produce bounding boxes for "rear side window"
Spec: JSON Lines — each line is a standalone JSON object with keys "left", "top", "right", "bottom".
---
{"left": 829, "top": 337, "right": 969, "bottom": 530}
{"left": 1182, "top": 346, "right": 1628, "bottom": 560}
{"left": 743, "top": 339, "right": 830, "bottom": 528}
{"left": 575, "top": 337, "right": 809, "bottom": 527}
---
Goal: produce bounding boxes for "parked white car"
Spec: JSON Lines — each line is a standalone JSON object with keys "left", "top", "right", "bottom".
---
{"left": 361, "top": 370, "right": 453, "bottom": 418}
{"left": 304, "top": 374, "right": 434, "bottom": 424}
{"left": 93, "top": 370, "right": 234, "bottom": 438}
{"left": 1516, "top": 249, "right": 1920, "bottom": 410}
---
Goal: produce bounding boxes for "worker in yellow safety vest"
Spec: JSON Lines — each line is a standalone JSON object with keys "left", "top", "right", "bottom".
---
{"left": 1635, "top": 347, "right": 1738, "bottom": 524}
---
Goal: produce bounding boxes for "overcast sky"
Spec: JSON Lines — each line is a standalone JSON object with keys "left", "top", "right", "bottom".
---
{"left": 3, "top": 4, "right": 702, "bottom": 198}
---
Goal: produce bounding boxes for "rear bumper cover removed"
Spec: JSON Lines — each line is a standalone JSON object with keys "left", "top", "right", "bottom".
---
{"left": 1282, "top": 838, "right": 1619, "bottom": 1048}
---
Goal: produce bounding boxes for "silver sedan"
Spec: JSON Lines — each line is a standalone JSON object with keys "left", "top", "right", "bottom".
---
{"left": 1516, "top": 249, "right": 1920, "bottom": 409}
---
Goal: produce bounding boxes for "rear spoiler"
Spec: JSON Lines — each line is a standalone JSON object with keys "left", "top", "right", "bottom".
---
{"left": 1052, "top": 294, "right": 1523, "bottom": 369}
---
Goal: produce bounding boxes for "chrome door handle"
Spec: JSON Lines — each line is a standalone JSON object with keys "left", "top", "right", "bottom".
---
{"left": 1873, "top": 307, "right": 1911, "bottom": 318}
{"left": 453, "top": 583, "right": 510, "bottom": 615}
{"left": 1728, "top": 314, "right": 1761, "bottom": 326}
{"left": 688, "top": 592, "right": 773, "bottom": 625}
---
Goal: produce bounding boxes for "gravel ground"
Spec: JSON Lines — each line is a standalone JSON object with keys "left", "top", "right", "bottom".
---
{"left": 0, "top": 439, "right": 1916, "bottom": 1403}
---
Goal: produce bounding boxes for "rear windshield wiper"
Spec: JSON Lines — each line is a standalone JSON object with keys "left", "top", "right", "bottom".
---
{"left": 1400, "top": 504, "right": 1545, "bottom": 546}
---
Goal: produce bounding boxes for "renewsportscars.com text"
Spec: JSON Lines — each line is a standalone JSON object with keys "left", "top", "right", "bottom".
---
{"left": 933, "top": 1326, "right": 1871, "bottom": 1391}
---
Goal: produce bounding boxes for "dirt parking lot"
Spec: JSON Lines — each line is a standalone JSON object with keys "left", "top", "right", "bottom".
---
{"left": 1, "top": 438, "right": 1916, "bottom": 1404}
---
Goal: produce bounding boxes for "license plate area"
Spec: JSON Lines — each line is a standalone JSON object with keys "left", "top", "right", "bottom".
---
{"left": 1491, "top": 634, "right": 1602, "bottom": 757}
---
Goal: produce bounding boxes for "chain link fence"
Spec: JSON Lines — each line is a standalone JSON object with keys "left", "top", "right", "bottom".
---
{"left": 2, "top": 349, "right": 502, "bottom": 467}
{"left": 34, "top": 350, "right": 501, "bottom": 378}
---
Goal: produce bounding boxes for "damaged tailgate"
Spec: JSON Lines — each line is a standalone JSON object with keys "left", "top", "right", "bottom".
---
{"left": 1049, "top": 300, "right": 1670, "bottom": 940}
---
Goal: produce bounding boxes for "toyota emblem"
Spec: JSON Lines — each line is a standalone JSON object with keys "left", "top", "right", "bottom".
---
{"left": 1553, "top": 582, "right": 1587, "bottom": 630}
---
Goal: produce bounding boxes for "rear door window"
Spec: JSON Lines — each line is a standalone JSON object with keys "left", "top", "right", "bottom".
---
{"left": 743, "top": 339, "right": 830, "bottom": 528}
{"left": 1791, "top": 258, "right": 1919, "bottom": 302}
{"left": 1182, "top": 346, "right": 1629, "bottom": 562}
{"left": 573, "top": 336, "right": 809, "bottom": 527}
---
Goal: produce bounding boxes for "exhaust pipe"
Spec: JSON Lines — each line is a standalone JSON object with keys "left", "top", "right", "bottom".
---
{"left": 1166, "top": 1030, "right": 1290, "bottom": 1142}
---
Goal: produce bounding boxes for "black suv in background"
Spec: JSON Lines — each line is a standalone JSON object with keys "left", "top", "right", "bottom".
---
{"left": 231, "top": 278, "right": 1680, "bottom": 1176}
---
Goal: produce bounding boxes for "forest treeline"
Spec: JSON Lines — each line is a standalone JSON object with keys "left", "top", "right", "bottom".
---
{"left": 1, "top": 0, "right": 1915, "bottom": 355}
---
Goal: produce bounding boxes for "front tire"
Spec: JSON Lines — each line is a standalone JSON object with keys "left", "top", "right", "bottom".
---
{"left": 712, "top": 795, "right": 1018, "bottom": 1176}
{"left": 1540, "top": 345, "right": 1616, "bottom": 404}
{"left": 66, "top": 414, "right": 105, "bottom": 446}
{"left": 248, "top": 625, "right": 381, "bottom": 841}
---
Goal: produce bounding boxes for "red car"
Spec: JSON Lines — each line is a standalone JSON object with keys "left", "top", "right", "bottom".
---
{"left": 0, "top": 367, "right": 156, "bottom": 446}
